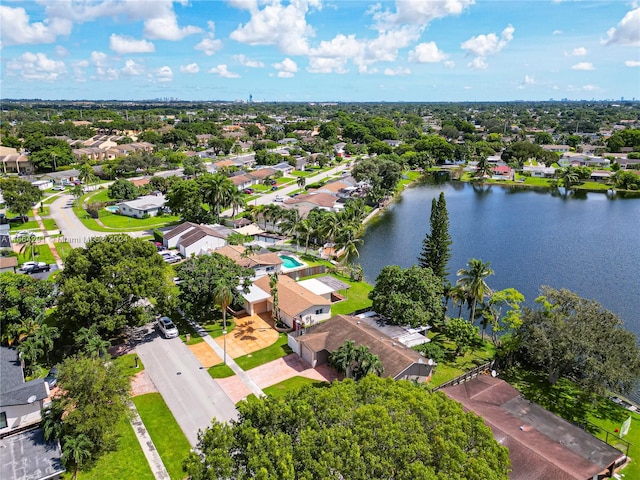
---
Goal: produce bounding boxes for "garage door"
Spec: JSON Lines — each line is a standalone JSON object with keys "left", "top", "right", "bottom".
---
{"left": 301, "top": 344, "right": 315, "bottom": 367}
{"left": 254, "top": 300, "right": 269, "bottom": 314}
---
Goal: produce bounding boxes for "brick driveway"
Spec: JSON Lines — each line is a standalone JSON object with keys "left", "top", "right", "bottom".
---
{"left": 214, "top": 312, "right": 279, "bottom": 358}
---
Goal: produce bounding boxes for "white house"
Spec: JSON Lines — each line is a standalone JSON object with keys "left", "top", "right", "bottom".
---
{"left": 163, "top": 221, "right": 232, "bottom": 257}
{"left": 31, "top": 180, "right": 53, "bottom": 191}
{"left": 117, "top": 194, "right": 166, "bottom": 218}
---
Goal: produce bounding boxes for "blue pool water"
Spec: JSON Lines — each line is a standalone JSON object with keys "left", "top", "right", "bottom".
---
{"left": 105, "top": 206, "right": 119, "bottom": 213}
{"left": 280, "top": 255, "right": 303, "bottom": 269}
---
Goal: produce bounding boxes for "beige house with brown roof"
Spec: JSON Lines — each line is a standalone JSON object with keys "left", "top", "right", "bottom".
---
{"left": 283, "top": 192, "right": 344, "bottom": 213}
{"left": 290, "top": 315, "right": 434, "bottom": 381}
{"left": 244, "top": 274, "right": 331, "bottom": 328}
{"left": 215, "top": 245, "right": 282, "bottom": 277}
{"left": 0, "top": 146, "right": 34, "bottom": 174}
{"left": 163, "top": 221, "right": 232, "bottom": 257}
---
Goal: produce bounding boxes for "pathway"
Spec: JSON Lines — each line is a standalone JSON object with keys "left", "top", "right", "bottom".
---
{"left": 128, "top": 401, "right": 170, "bottom": 480}
{"left": 48, "top": 193, "right": 109, "bottom": 248}
{"left": 31, "top": 207, "right": 64, "bottom": 269}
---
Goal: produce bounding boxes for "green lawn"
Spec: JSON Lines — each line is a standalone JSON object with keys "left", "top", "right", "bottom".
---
{"left": 426, "top": 340, "right": 496, "bottom": 388}
{"left": 503, "top": 368, "right": 639, "bottom": 479}
{"left": 298, "top": 271, "right": 373, "bottom": 315}
{"left": 263, "top": 376, "right": 323, "bottom": 399}
{"left": 208, "top": 363, "right": 235, "bottom": 378}
{"left": 42, "top": 218, "right": 57, "bottom": 230}
{"left": 54, "top": 241, "right": 74, "bottom": 259}
{"left": 9, "top": 220, "right": 40, "bottom": 231}
{"left": 75, "top": 417, "right": 154, "bottom": 480}
{"left": 18, "top": 243, "right": 57, "bottom": 266}
{"left": 113, "top": 353, "right": 145, "bottom": 377}
{"left": 235, "top": 333, "right": 292, "bottom": 370}
{"left": 132, "top": 393, "right": 192, "bottom": 480}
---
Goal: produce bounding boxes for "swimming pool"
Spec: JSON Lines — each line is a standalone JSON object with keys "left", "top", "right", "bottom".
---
{"left": 105, "top": 205, "right": 119, "bottom": 213}
{"left": 279, "top": 255, "right": 303, "bottom": 269}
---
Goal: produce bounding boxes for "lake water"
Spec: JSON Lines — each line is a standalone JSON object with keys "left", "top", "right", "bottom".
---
{"left": 357, "top": 177, "right": 640, "bottom": 334}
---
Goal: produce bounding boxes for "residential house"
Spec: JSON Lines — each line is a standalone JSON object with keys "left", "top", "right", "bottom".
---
{"left": 244, "top": 274, "right": 331, "bottom": 328}
{"left": 288, "top": 315, "right": 434, "bottom": 381}
{"left": 163, "top": 221, "right": 231, "bottom": 257}
{"left": 283, "top": 192, "right": 344, "bottom": 214}
{"left": 117, "top": 194, "right": 165, "bottom": 218}
{"left": 0, "top": 146, "right": 34, "bottom": 175}
{"left": 0, "top": 256, "right": 18, "bottom": 273}
{"left": 41, "top": 169, "right": 81, "bottom": 185}
{"left": 491, "top": 165, "right": 514, "bottom": 181}
{"left": 309, "top": 180, "right": 353, "bottom": 198}
{"left": 31, "top": 180, "right": 53, "bottom": 191}
{"left": 542, "top": 144, "right": 571, "bottom": 153}
{"left": 523, "top": 165, "right": 556, "bottom": 178}
{"left": 590, "top": 170, "right": 613, "bottom": 182}
{"left": 272, "top": 161, "right": 294, "bottom": 175}
{"left": 383, "top": 139, "right": 402, "bottom": 148}
{"left": 443, "top": 376, "right": 626, "bottom": 480}
{"left": 215, "top": 245, "right": 283, "bottom": 277}
{"left": 232, "top": 155, "right": 256, "bottom": 169}
{"left": 230, "top": 173, "right": 255, "bottom": 190}
{"left": 278, "top": 138, "right": 298, "bottom": 145}
{"left": 0, "top": 347, "right": 64, "bottom": 480}
{"left": 248, "top": 167, "right": 278, "bottom": 183}
{"left": 334, "top": 142, "right": 347, "bottom": 158}
{"left": 296, "top": 275, "right": 350, "bottom": 302}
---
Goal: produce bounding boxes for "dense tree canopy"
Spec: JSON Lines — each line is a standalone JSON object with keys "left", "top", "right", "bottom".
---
{"left": 108, "top": 178, "right": 139, "bottom": 200}
{"left": 369, "top": 265, "right": 444, "bottom": 328}
{"left": 184, "top": 376, "right": 510, "bottom": 480}
{"left": 175, "top": 253, "right": 253, "bottom": 321}
{"left": 418, "top": 192, "right": 451, "bottom": 278}
{"left": 516, "top": 286, "right": 640, "bottom": 393}
{"left": 0, "top": 178, "right": 42, "bottom": 219}
{"left": 56, "top": 236, "right": 175, "bottom": 341}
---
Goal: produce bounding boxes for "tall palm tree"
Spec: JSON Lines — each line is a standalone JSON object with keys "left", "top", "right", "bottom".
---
{"left": 335, "top": 224, "right": 362, "bottom": 264}
{"left": 203, "top": 174, "right": 235, "bottom": 222}
{"left": 78, "top": 163, "right": 98, "bottom": 187}
{"left": 228, "top": 188, "right": 245, "bottom": 217}
{"left": 329, "top": 340, "right": 357, "bottom": 378}
{"left": 297, "top": 176, "right": 306, "bottom": 190}
{"left": 557, "top": 166, "right": 579, "bottom": 196}
{"left": 456, "top": 258, "right": 494, "bottom": 324}
{"left": 214, "top": 279, "right": 234, "bottom": 365}
{"left": 62, "top": 434, "right": 93, "bottom": 480}
{"left": 353, "top": 346, "right": 384, "bottom": 380}
{"left": 319, "top": 211, "right": 340, "bottom": 247}
{"left": 278, "top": 209, "right": 300, "bottom": 238}
{"left": 295, "top": 218, "right": 313, "bottom": 254}
{"left": 71, "top": 184, "right": 84, "bottom": 206}
{"left": 35, "top": 323, "right": 59, "bottom": 363}
{"left": 268, "top": 273, "right": 280, "bottom": 325}
{"left": 475, "top": 156, "right": 492, "bottom": 179}
{"left": 19, "top": 233, "right": 38, "bottom": 263}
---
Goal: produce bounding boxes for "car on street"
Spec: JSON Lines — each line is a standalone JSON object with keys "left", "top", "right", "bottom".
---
{"left": 270, "top": 186, "right": 278, "bottom": 191}
{"left": 20, "top": 262, "right": 51, "bottom": 274}
{"left": 157, "top": 316, "right": 179, "bottom": 338}
{"left": 44, "top": 367, "right": 58, "bottom": 388}
{"left": 243, "top": 188, "right": 254, "bottom": 194}
{"left": 274, "top": 195, "right": 285, "bottom": 202}
{"left": 51, "top": 185, "right": 66, "bottom": 191}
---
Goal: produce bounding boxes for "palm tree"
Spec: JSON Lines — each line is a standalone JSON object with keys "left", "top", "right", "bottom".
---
{"left": 228, "top": 188, "right": 245, "bottom": 217}
{"left": 335, "top": 224, "right": 362, "bottom": 264}
{"left": 203, "top": 174, "right": 235, "bottom": 222}
{"left": 557, "top": 166, "right": 579, "bottom": 196}
{"left": 475, "top": 156, "right": 492, "bottom": 179}
{"left": 268, "top": 273, "right": 280, "bottom": 326}
{"left": 319, "top": 211, "right": 340, "bottom": 247}
{"left": 19, "top": 233, "right": 38, "bottom": 263}
{"left": 62, "top": 434, "right": 93, "bottom": 480}
{"left": 329, "top": 340, "right": 357, "bottom": 378}
{"left": 456, "top": 258, "right": 494, "bottom": 324}
{"left": 214, "top": 279, "right": 234, "bottom": 365}
{"left": 71, "top": 184, "right": 84, "bottom": 206}
{"left": 78, "top": 163, "right": 98, "bottom": 187}
{"left": 296, "top": 176, "right": 306, "bottom": 190}
{"left": 35, "top": 323, "right": 59, "bottom": 363}
{"left": 295, "top": 218, "right": 313, "bottom": 254}
{"left": 353, "top": 346, "right": 384, "bottom": 380}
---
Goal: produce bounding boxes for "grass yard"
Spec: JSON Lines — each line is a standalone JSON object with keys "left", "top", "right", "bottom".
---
{"left": 426, "top": 340, "right": 496, "bottom": 388}
{"left": 113, "top": 353, "right": 145, "bottom": 377}
{"left": 132, "top": 393, "right": 192, "bottom": 480}
{"left": 54, "top": 241, "right": 74, "bottom": 259}
{"left": 298, "top": 271, "right": 373, "bottom": 315}
{"left": 9, "top": 220, "right": 41, "bottom": 231}
{"left": 263, "top": 376, "right": 323, "bottom": 399}
{"left": 18, "top": 243, "right": 57, "bottom": 266}
{"left": 208, "top": 363, "right": 235, "bottom": 378}
{"left": 576, "top": 181, "right": 611, "bottom": 191}
{"left": 42, "top": 218, "right": 57, "bottom": 230}
{"left": 75, "top": 417, "right": 154, "bottom": 480}
{"left": 503, "top": 368, "right": 639, "bottom": 478}
{"left": 235, "top": 333, "right": 292, "bottom": 371}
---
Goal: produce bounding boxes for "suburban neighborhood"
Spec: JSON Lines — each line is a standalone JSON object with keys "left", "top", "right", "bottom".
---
{"left": 1, "top": 100, "right": 640, "bottom": 480}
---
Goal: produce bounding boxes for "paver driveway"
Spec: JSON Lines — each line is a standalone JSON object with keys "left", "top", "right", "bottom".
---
{"left": 214, "top": 312, "right": 279, "bottom": 358}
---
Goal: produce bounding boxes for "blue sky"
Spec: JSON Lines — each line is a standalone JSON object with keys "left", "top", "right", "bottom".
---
{"left": 1, "top": 0, "right": 639, "bottom": 102}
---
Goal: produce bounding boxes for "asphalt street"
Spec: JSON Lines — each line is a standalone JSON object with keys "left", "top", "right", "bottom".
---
{"left": 134, "top": 326, "right": 238, "bottom": 447}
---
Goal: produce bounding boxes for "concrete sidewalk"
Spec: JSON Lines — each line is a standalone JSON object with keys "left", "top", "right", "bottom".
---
{"left": 129, "top": 401, "right": 170, "bottom": 480}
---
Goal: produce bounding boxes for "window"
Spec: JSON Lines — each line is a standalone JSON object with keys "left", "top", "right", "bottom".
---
{"left": 315, "top": 309, "right": 323, "bottom": 315}
{"left": 0, "top": 412, "right": 7, "bottom": 429}
{"left": 266, "top": 266, "right": 275, "bottom": 272}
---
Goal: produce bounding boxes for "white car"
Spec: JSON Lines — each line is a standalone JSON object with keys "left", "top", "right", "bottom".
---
{"left": 157, "top": 316, "right": 179, "bottom": 338}
{"left": 274, "top": 195, "right": 285, "bottom": 202}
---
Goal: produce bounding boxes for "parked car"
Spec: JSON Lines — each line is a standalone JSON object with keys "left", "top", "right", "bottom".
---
{"left": 274, "top": 195, "right": 285, "bottom": 202}
{"left": 8, "top": 215, "right": 29, "bottom": 223}
{"left": 270, "top": 186, "right": 278, "bottom": 191}
{"left": 269, "top": 179, "right": 277, "bottom": 185}
{"left": 51, "top": 185, "right": 66, "bottom": 191}
{"left": 243, "top": 188, "right": 254, "bottom": 194}
{"left": 160, "top": 252, "right": 180, "bottom": 264}
{"left": 21, "top": 263, "right": 51, "bottom": 274}
{"left": 157, "top": 316, "right": 179, "bottom": 338}
{"left": 44, "top": 367, "right": 58, "bottom": 388}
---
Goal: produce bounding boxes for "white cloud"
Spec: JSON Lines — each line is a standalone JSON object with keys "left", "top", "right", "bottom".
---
{"left": 572, "top": 62, "right": 595, "bottom": 71}
{"left": 461, "top": 25, "right": 514, "bottom": 69}
{"left": 109, "top": 34, "right": 155, "bottom": 54}
{"left": 208, "top": 64, "right": 240, "bottom": 78}
{"left": 272, "top": 58, "right": 298, "bottom": 77}
{"left": 180, "top": 63, "right": 200, "bottom": 74}
{"left": 571, "top": 47, "right": 587, "bottom": 56}
{"left": 307, "top": 34, "right": 362, "bottom": 73}
{"left": 582, "top": 84, "right": 598, "bottom": 91}
{"left": 603, "top": 7, "right": 640, "bottom": 46}
{"left": 370, "top": 0, "right": 474, "bottom": 27}
{"left": 552, "top": 30, "right": 563, "bottom": 35}
{"left": 444, "top": 60, "right": 455, "bottom": 68}
{"left": 229, "top": 0, "right": 322, "bottom": 55}
{"left": 384, "top": 67, "right": 411, "bottom": 76}
{"left": 156, "top": 66, "right": 173, "bottom": 82}
{"left": 90, "top": 51, "right": 109, "bottom": 68}
{"left": 6, "top": 52, "right": 67, "bottom": 81}
{"left": 55, "top": 46, "right": 70, "bottom": 58}
{"left": 121, "top": 59, "right": 144, "bottom": 76}
{"left": 143, "top": 11, "right": 201, "bottom": 41}
{"left": 625, "top": 60, "right": 640, "bottom": 67}
{"left": 233, "top": 54, "right": 264, "bottom": 68}
{"left": 524, "top": 75, "right": 535, "bottom": 85}
{"left": 0, "top": 6, "right": 72, "bottom": 46}
{"left": 408, "top": 41, "right": 447, "bottom": 63}
{"left": 195, "top": 21, "right": 223, "bottom": 56}
{"left": 89, "top": 51, "right": 118, "bottom": 80}
{"left": 468, "top": 57, "right": 488, "bottom": 69}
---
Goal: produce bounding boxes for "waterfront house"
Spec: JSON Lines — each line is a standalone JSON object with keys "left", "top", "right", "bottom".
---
{"left": 215, "top": 245, "right": 283, "bottom": 277}
{"left": 117, "top": 194, "right": 165, "bottom": 218}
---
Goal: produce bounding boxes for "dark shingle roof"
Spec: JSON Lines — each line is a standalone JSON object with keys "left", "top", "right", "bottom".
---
{"left": 0, "top": 428, "right": 65, "bottom": 480}
{"left": 0, "top": 347, "right": 48, "bottom": 407}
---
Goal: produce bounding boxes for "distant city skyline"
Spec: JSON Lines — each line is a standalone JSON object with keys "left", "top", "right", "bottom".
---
{"left": 1, "top": 1, "right": 639, "bottom": 102}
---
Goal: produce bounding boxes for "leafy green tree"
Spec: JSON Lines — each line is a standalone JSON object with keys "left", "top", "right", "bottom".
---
{"left": 175, "top": 253, "right": 252, "bottom": 322}
{"left": 0, "top": 272, "right": 54, "bottom": 346}
{"left": 456, "top": 258, "right": 494, "bottom": 323}
{"left": 108, "top": 179, "right": 139, "bottom": 200}
{"left": 201, "top": 173, "right": 235, "bottom": 222}
{"left": 329, "top": 341, "right": 384, "bottom": 380}
{"left": 414, "top": 135, "right": 455, "bottom": 163}
{"left": 56, "top": 236, "right": 174, "bottom": 340}
{"left": 483, "top": 288, "right": 524, "bottom": 345}
{"left": 183, "top": 156, "right": 207, "bottom": 177}
{"left": 0, "top": 178, "right": 42, "bottom": 221}
{"left": 369, "top": 265, "right": 444, "bottom": 328}
{"left": 445, "top": 317, "right": 480, "bottom": 356}
{"left": 516, "top": 286, "right": 640, "bottom": 393}
{"left": 42, "top": 356, "right": 131, "bottom": 471}
{"left": 165, "top": 179, "right": 209, "bottom": 223}
{"left": 183, "top": 376, "right": 510, "bottom": 480}
{"left": 555, "top": 166, "right": 580, "bottom": 196}
{"left": 418, "top": 192, "right": 451, "bottom": 278}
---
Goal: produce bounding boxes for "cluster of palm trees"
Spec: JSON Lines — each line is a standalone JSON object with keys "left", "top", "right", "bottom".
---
{"left": 252, "top": 199, "right": 367, "bottom": 262}
{"left": 201, "top": 173, "right": 245, "bottom": 222}
{"left": 2, "top": 315, "right": 60, "bottom": 376}
{"left": 329, "top": 340, "right": 383, "bottom": 380}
